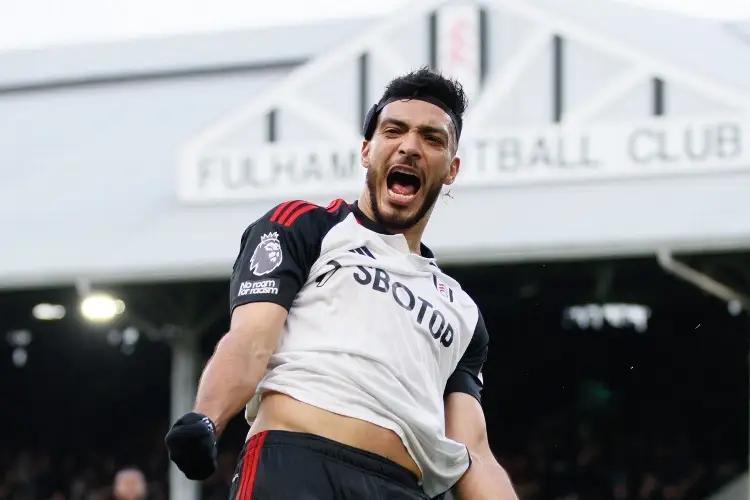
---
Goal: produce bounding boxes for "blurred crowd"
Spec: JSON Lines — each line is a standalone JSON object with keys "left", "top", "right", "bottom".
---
{"left": 498, "top": 414, "right": 745, "bottom": 500}
{"left": 0, "top": 412, "right": 744, "bottom": 500}
{"left": 0, "top": 434, "right": 237, "bottom": 500}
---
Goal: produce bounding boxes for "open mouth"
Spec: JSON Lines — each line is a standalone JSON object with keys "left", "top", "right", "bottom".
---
{"left": 386, "top": 167, "right": 422, "bottom": 204}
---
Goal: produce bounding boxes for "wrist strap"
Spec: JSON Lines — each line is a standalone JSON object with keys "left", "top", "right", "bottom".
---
{"left": 200, "top": 415, "right": 216, "bottom": 435}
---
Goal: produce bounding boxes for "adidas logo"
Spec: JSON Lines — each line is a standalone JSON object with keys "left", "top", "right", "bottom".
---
{"left": 350, "top": 246, "right": 375, "bottom": 259}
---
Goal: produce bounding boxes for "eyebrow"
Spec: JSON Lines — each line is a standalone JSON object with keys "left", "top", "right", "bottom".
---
{"left": 379, "top": 117, "right": 450, "bottom": 139}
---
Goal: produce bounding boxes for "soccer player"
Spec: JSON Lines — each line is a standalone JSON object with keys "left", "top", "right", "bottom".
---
{"left": 165, "top": 67, "right": 517, "bottom": 500}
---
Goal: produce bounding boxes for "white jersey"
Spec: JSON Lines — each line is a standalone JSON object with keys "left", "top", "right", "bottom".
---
{"left": 230, "top": 199, "right": 489, "bottom": 498}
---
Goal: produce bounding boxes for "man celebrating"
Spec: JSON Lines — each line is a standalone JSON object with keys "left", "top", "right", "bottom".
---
{"left": 165, "top": 68, "right": 517, "bottom": 500}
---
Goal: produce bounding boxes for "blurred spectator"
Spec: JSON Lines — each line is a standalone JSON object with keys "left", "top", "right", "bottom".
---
{"left": 4, "top": 405, "right": 745, "bottom": 500}
{"left": 113, "top": 468, "right": 147, "bottom": 500}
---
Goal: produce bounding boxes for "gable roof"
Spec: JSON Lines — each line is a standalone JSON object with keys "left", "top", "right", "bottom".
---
{"left": 181, "top": 0, "right": 750, "bottom": 158}
{"left": 0, "top": 17, "right": 375, "bottom": 91}
{"left": 533, "top": 0, "right": 750, "bottom": 92}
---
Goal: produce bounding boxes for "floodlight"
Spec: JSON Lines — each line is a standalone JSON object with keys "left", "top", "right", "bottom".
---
{"left": 728, "top": 300, "right": 743, "bottom": 316}
{"left": 80, "top": 293, "right": 125, "bottom": 323}
{"left": 32, "top": 303, "right": 66, "bottom": 321}
{"left": 12, "top": 348, "right": 28, "bottom": 368}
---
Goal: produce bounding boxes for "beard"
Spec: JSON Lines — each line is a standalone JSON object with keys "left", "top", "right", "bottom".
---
{"left": 366, "top": 166, "right": 444, "bottom": 231}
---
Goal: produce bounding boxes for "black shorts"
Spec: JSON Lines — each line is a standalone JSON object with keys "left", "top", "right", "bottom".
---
{"left": 228, "top": 430, "right": 432, "bottom": 500}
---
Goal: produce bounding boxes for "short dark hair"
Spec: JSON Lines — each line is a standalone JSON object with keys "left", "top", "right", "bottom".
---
{"left": 379, "top": 67, "right": 468, "bottom": 118}
{"left": 364, "top": 67, "right": 468, "bottom": 145}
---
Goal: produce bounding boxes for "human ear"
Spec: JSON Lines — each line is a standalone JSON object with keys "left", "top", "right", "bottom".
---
{"left": 444, "top": 156, "right": 460, "bottom": 186}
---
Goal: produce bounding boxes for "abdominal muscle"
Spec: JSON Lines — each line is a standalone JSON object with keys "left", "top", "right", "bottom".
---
{"left": 247, "top": 391, "right": 422, "bottom": 480}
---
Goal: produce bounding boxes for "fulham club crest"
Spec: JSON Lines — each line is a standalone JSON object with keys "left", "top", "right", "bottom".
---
{"left": 250, "top": 232, "right": 283, "bottom": 276}
{"left": 433, "top": 275, "right": 454, "bottom": 303}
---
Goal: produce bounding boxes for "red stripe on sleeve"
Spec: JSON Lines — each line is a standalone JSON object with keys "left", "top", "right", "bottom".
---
{"left": 278, "top": 200, "right": 312, "bottom": 225}
{"left": 283, "top": 204, "right": 318, "bottom": 227}
{"left": 326, "top": 198, "right": 345, "bottom": 213}
{"left": 271, "top": 198, "right": 344, "bottom": 228}
{"left": 269, "top": 201, "right": 296, "bottom": 223}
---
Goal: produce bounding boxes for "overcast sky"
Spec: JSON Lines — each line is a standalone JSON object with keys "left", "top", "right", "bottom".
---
{"left": 0, "top": 0, "right": 748, "bottom": 52}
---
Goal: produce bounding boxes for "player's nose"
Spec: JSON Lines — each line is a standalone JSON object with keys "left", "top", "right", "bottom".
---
{"left": 397, "top": 132, "right": 423, "bottom": 161}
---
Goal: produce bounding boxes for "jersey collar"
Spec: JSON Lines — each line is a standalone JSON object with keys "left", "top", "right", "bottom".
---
{"left": 351, "top": 201, "right": 436, "bottom": 259}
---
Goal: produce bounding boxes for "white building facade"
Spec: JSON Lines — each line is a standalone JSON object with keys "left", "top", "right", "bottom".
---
{"left": 2, "top": 0, "right": 750, "bottom": 289}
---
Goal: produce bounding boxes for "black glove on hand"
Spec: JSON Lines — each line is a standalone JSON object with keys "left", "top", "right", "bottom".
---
{"left": 165, "top": 412, "right": 218, "bottom": 480}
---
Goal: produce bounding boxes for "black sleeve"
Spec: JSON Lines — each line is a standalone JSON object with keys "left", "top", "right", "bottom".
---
{"left": 229, "top": 201, "right": 328, "bottom": 314}
{"left": 444, "top": 310, "right": 489, "bottom": 403}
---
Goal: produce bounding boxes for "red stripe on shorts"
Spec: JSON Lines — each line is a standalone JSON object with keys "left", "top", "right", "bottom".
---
{"left": 238, "top": 431, "right": 268, "bottom": 499}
